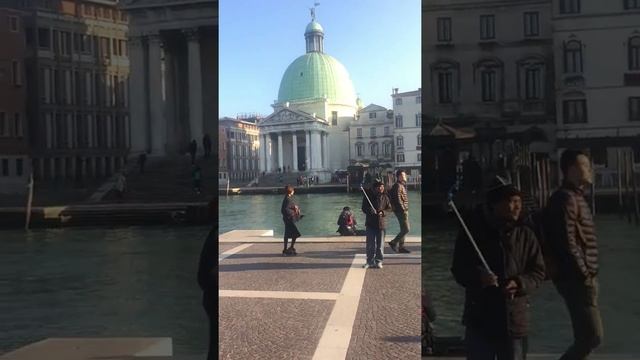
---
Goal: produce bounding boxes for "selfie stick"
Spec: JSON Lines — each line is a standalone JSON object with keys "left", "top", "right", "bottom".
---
{"left": 360, "top": 185, "right": 377, "bottom": 213}
{"left": 448, "top": 199, "right": 494, "bottom": 275}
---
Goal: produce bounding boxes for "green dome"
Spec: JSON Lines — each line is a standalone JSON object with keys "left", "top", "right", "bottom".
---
{"left": 277, "top": 53, "right": 357, "bottom": 105}
{"left": 305, "top": 21, "right": 324, "bottom": 34}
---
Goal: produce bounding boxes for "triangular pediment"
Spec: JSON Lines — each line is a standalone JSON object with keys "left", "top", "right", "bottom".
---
{"left": 259, "top": 108, "right": 326, "bottom": 127}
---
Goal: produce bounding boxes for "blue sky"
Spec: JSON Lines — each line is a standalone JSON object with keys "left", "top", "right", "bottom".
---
{"left": 219, "top": 0, "right": 421, "bottom": 118}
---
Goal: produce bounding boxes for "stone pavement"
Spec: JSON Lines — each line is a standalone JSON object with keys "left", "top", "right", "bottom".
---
{"left": 218, "top": 230, "right": 421, "bottom": 360}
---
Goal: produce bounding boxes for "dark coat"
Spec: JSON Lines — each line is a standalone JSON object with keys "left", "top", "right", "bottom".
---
{"left": 197, "top": 228, "right": 218, "bottom": 310}
{"left": 281, "top": 195, "right": 301, "bottom": 239}
{"left": 390, "top": 181, "right": 409, "bottom": 213}
{"left": 546, "top": 182, "right": 598, "bottom": 281}
{"left": 451, "top": 205, "right": 545, "bottom": 338}
{"left": 361, "top": 189, "right": 392, "bottom": 230}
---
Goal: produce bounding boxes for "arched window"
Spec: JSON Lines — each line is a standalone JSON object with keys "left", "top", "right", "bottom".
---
{"left": 396, "top": 135, "right": 404, "bottom": 148}
{"left": 417, "top": 133, "right": 422, "bottom": 146}
{"left": 518, "top": 56, "right": 546, "bottom": 100}
{"left": 474, "top": 58, "right": 503, "bottom": 103}
{"left": 431, "top": 61, "right": 459, "bottom": 104}
{"left": 629, "top": 36, "right": 640, "bottom": 70}
{"left": 370, "top": 142, "right": 378, "bottom": 156}
{"left": 355, "top": 142, "right": 364, "bottom": 157}
{"left": 564, "top": 40, "right": 583, "bottom": 73}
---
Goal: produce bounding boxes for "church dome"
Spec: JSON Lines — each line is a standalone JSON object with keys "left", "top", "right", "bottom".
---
{"left": 305, "top": 20, "right": 324, "bottom": 34}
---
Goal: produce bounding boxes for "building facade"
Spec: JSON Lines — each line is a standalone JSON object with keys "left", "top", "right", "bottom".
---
{"left": 552, "top": 0, "right": 640, "bottom": 187}
{"left": 122, "top": 0, "right": 217, "bottom": 158}
{"left": 258, "top": 11, "right": 359, "bottom": 182}
{"left": 17, "top": 0, "right": 130, "bottom": 183}
{"left": 350, "top": 104, "right": 394, "bottom": 166}
{"left": 0, "top": 7, "right": 29, "bottom": 194}
{"left": 392, "top": 88, "right": 422, "bottom": 177}
{"left": 220, "top": 117, "right": 260, "bottom": 182}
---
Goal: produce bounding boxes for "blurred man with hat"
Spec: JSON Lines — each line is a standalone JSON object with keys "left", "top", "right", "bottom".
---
{"left": 361, "top": 179, "right": 392, "bottom": 269}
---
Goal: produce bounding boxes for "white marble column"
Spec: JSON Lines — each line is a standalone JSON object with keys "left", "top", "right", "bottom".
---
{"left": 148, "top": 33, "right": 166, "bottom": 155}
{"left": 106, "top": 115, "right": 112, "bottom": 149}
{"left": 128, "top": 36, "right": 148, "bottom": 154}
{"left": 277, "top": 133, "right": 284, "bottom": 171}
{"left": 311, "top": 130, "right": 322, "bottom": 170}
{"left": 258, "top": 134, "right": 265, "bottom": 173}
{"left": 163, "top": 44, "right": 178, "bottom": 153}
{"left": 292, "top": 132, "right": 298, "bottom": 172}
{"left": 305, "top": 130, "right": 311, "bottom": 171}
{"left": 66, "top": 114, "right": 73, "bottom": 149}
{"left": 185, "top": 28, "right": 204, "bottom": 149}
{"left": 266, "top": 134, "right": 272, "bottom": 173}
{"left": 321, "top": 133, "right": 326, "bottom": 169}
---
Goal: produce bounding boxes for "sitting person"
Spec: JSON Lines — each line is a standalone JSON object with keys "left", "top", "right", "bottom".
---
{"left": 337, "top": 207, "right": 358, "bottom": 236}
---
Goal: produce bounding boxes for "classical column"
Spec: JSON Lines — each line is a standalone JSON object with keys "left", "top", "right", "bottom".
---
{"left": 311, "top": 130, "right": 322, "bottom": 170}
{"left": 148, "top": 33, "right": 166, "bottom": 155}
{"left": 129, "top": 36, "right": 149, "bottom": 154}
{"left": 325, "top": 132, "right": 330, "bottom": 169}
{"left": 184, "top": 28, "right": 204, "bottom": 149}
{"left": 67, "top": 114, "right": 73, "bottom": 149}
{"left": 277, "top": 133, "right": 284, "bottom": 171}
{"left": 292, "top": 132, "right": 298, "bottom": 172}
{"left": 163, "top": 41, "right": 178, "bottom": 153}
{"left": 106, "top": 115, "right": 112, "bottom": 149}
{"left": 266, "top": 134, "right": 272, "bottom": 173}
{"left": 305, "top": 130, "right": 311, "bottom": 171}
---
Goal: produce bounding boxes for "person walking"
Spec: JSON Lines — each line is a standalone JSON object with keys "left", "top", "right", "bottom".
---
{"left": 189, "top": 139, "right": 198, "bottom": 164}
{"left": 192, "top": 164, "right": 202, "bottom": 194}
{"left": 361, "top": 180, "right": 392, "bottom": 269}
{"left": 281, "top": 185, "right": 303, "bottom": 255}
{"left": 546, "top": 149, "right": 603, "bottom": 360}
{"left": 197, "top": 199, "right": 218, "bottom": 360}
{"left": 451, "top": 178, "right": 545, "bottom": 360}
{"left": 114, "top": 171, "right": 127, "bottom": 201}
{"left": 389, "top": 169, "right": 411, "bottom": 253}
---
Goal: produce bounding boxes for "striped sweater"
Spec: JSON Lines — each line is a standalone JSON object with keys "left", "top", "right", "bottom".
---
{"left": 547, "top": 182, "right": 599, "bottom": 279}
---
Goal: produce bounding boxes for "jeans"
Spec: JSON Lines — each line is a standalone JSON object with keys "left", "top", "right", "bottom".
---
{"left": 465, "top": 326, "right": 526, "bottom": 360}
{"left": 554, "top": 276, "right": 603, "bottom": 360}
{"left": 391, "top": 211, "right": 410, "bottom": 247}
{"left": 365, "top": 227, "right": 384, "bottom": 265}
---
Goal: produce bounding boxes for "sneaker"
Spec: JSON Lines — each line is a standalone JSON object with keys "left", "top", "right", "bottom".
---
{"left": 388, "top": 241, "right": 398, "bottom": 253}
{"left": 374, "top": 262, "right": 383, "bottom": 269}
{"left": 362, "top": 263, "right": 371, "bottom": 269}
{"left": 282, "top": 249, "right": 289, "bottom": 256}
{"left": 290, "top": 247, "right": 297, "bottom": 255}
{"left": 398, "top": 247, "right": 411, "bottom": 254}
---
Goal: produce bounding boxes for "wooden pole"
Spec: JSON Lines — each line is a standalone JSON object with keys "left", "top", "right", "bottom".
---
{"left": 25, "top": 172, "right": 34, "bottom": 230}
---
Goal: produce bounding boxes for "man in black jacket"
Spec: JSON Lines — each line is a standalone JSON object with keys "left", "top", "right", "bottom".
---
{"left": 546, "top": 149, "right": 602, "bottom": 360}
{"left": 389, "top": 169, "right": 411, "bottom": 253}
{"left": 197, "top": 199, "right": 218, "bottom": 360}
{"left": 362, "top": 180, "right": 392, "bottom": 269}
{"left": 451, "top": 179, "right": 545, "bottom": 360}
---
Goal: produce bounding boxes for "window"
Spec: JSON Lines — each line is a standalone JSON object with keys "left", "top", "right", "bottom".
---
{"left": 397, "top": 154, "right": 405, "bottom": 163}
{"left": 370, "top": 127, "right": 376, "bottom": 137}
{"left": 369, "top": 111, "right": 376, "bottom": 119}
{"left": 38, "top": 28, "right": 50, "bottom": 48}
{"left": 417, "top": 134, "right": 422, "bottom": 146}
{"left": 625, "top": 0, "right": 640, "bottom": 9}
{"left": 416, "top": 96, "right": 421, "bottom": 103}
{"left": 0, "top": 112, "right": 6, "bottom": 136}
{"left": 384, "top": 126, "right": 390, "bottom": 136}
{"left": 415, "top": 113, "right": 421, "bottom": 127}
{"left": 383, "top": 142, "right": 391, "bottom": 156}
{"left": 560, "top": 0, "right": 581, "bottom": 14}
{"left": 524, "top": 12, "right": 539, "bottom": 37}
{"left": 370, "top": 143, "right": 378, "bottom": 156}
{"left": 10, "top": 16, "right": 19, "bottom": 32}
{"left": 395, "top": 115, "right": 403, "bottom": 128}
{"left": 480, "top": 15, "right": 495, "bottom": 40}
{"left": 437, "top": 17, "right": 452, "bottom": 42}
{"left": 12, "top": 61, "right": 21, "bottom": 86}
{"left": 564, "top": 40, "right": 583, "bottom": 73}
{"left": 630, "top": 97, "right": 640, "bottom": 121}
{"left": 397, "top": 135, "right": 404, "bottom": 148}
{"left": 395, "top": 97, "right": 403, "bottom": 105}
{"left": 16, "top": 159, "right": 23, "bottom": 176}
{"left": 563, "top": 99, "right": 588, "bottom": 123}
{"left": 356, "top": 128, "right": 362, "bottom": 137}
{"left": 481, "top": 70, "right": 496, "bottom": 102}
{"left": 356, "top": 143, "right": 364, "bottom": 156}
{"left": 2, "top": 159, "right": 8, "bottom": 176}
{"left": 524, "top": 68, "right": 543, "bottom": 100}
{"left": 14, "top": 113, "right": 22, "bottom": 137}
{"left": 629, "top": 37, "right": 640, "bottom": 70}
{"left": 332, "top": 111, "right": 338, "bottom": 125}
{"left": 438, "top": 71, "right": 453, "bottom": 104}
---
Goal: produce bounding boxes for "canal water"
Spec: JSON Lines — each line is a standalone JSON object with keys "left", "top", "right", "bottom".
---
{"left": 218, "top": 191, "right": 423, "bottom": 236}
{"left": 424, "top": 214, "right": 640, "bottom": 354}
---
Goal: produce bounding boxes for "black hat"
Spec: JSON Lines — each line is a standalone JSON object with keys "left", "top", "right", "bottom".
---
{"left": 373, "top": 179, "right": 384, "bottom": 188}
{"left": 486, "top": 175, "right": 523, "bottom": 204}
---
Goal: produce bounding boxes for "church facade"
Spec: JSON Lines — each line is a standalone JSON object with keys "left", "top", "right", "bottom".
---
{"left": 258, "top": 11, "right": 360, "bottom": 181}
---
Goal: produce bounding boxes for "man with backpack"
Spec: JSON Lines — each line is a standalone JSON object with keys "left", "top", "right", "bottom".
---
{"left": 389, "top": 169, "right": 411, "bottom": 253}
{"left": 544, "top": 149, "right": 602, "bottom": 359}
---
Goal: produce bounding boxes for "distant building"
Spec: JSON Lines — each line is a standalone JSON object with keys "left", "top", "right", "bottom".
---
{"left": 552, "top": 0, "right": 640, "bottom": 186}
{"left": 0, "top": 7, "right": 29, "bottom": 194}
{"left": 15, "top": 0, "right": 130, "bottom": 182}
{"left": 219, "top": 117, "right": 260, "bottom": 182}
{"left": 392, "top": 88, "right": 422, "bottom": 178}
{"left": 349, "top": 104, "right": 394, "bottom": 166}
